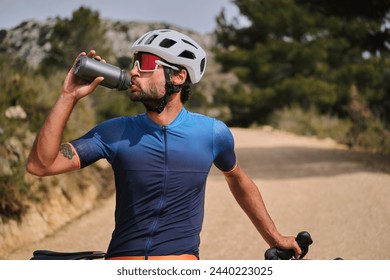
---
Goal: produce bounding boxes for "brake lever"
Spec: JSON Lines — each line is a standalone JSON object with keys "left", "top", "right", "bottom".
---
{"left": 264, "top": 231, "right": 313, "bottom": 260}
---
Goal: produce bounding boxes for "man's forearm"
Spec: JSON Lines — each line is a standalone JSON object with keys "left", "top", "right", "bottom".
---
{"left": 224, "top": 165, "right": 281, "bottom": 247}
{"left": 26, "top": 93, "right": 76, "bottom": 174}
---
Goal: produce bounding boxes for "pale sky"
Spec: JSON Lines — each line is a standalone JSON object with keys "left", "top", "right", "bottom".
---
{"left": 0, "top": 0, "right": 249, "bottom": 34}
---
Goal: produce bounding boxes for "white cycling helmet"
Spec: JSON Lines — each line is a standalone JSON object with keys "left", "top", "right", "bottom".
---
{"left": 130, "top": 29, "right": 207, "bottom": 84}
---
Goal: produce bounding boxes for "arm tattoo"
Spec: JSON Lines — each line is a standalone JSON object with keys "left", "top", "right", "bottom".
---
{"left": 60, "top": 143, "right": 75, "bottom": 160}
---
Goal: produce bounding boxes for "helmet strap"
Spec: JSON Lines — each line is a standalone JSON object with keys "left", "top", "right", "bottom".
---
{"left": 149, "top": 67, "right": 181, "bottom": 114}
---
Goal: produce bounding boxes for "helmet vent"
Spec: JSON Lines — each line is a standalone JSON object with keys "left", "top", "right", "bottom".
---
{"left": 200, "top": 58, "right": 206, "bottom": 73}
{"left": 145, "top": 35, "right": 158, "bottom": 45}
{"left": 160, "top": 39, "right": 177, "bottom": 48}
{"left": 182, "top": 39, "right": 198, "bottom": 49}
{"left": 137, "top": 33, "right": 149, "bottom": 45}
{"left": 179, "top": 50, "right": 196, "bottom": 59}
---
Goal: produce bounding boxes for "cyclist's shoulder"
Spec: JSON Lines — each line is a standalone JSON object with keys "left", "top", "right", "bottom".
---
{"left": 184, "top": 110, "right": 209, "bottom": 123}
{"left": 186, "top": 110, "right": 227, "bottom": 127}
{"left": 181, "top": 113, "right": 232, "bottom": 153}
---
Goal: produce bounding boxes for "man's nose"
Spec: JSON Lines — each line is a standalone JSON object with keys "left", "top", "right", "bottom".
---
{"left": 129, "top": 64, "right": 139, "bottom": 76}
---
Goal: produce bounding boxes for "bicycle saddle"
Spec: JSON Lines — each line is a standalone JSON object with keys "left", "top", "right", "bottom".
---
{"left": 31, "top": 250, "right": 106, "bottom": 260}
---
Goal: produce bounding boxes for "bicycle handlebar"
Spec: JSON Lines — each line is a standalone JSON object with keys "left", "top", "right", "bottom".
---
{"left": 264, "top": 231, "right": 313, "bottom": 260}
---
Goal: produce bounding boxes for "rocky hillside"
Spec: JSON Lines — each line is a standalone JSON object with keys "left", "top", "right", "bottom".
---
{"left": 0, "top": 19, "right": 214, "bottom": 69}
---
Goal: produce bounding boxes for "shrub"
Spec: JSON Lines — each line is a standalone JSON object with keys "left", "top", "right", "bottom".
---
{"left": 270, "top": 106, "right": 352, "bottom": 143}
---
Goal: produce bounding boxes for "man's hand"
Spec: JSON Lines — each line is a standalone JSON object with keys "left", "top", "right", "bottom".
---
{"left": 274, "top": 235, "right": 302, "bottom": 259}
{"left": 62, "top": 50, "right": 105, "bottom": 102}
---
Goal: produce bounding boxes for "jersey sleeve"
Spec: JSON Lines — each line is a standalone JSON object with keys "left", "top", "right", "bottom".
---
{"left": 213, "top": 120, "right": 237, "bottom": 172}
{"left": 70, "top": 117, "right": 124, "bottom": 168}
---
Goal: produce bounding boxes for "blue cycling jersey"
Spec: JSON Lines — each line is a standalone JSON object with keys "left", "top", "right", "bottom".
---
{"left": 70, "top": 108, "right": 236, "bottom": 258}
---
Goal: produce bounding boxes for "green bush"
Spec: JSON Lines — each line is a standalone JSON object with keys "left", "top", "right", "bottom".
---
{"left": 0, "top": 53, "right": 98, "bottom": 219}
{"left": 355, "top": 120, "right": 390, "bottom": 153}
{"left": 270, "top": 105, "right": 390, "bottom": 154}
{"left": 270, "top": 106, "right": 352, "bottom": 143}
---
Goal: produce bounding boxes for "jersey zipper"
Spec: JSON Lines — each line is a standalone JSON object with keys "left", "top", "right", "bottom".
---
{"left": 144, "top": 125, "right": 169, "bottom": 258}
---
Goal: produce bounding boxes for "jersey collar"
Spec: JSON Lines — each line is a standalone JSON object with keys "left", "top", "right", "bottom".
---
{"left": 141, "top": 107, "right": 188, "bottom": 130}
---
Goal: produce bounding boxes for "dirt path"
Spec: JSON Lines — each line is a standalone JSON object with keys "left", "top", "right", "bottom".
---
{"left": 5, "top": 128, "right": 390, "bottom": 260}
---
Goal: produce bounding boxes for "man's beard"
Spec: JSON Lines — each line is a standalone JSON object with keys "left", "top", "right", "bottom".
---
{"left": 129, "top": 90, "right": 160, "bottom": 102}
{"left": 130, "top": 92, "right": 167, "bottom": 113}
{"left": 142, "top": 97, "right": 167, "bottom": 112}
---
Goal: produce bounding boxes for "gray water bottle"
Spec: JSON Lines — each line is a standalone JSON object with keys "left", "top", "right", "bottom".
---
{"left": 74, "top": 56, "right": 131, "bottom": 91}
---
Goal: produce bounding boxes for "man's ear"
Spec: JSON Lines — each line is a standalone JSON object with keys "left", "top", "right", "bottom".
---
{"left": 171, "top": 69, "right": 187, "bottom": 85}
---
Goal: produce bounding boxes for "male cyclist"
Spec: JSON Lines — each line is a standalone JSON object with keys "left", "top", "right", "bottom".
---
{"left": 26, "top": 29, "right": 301, "bottom": 260}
